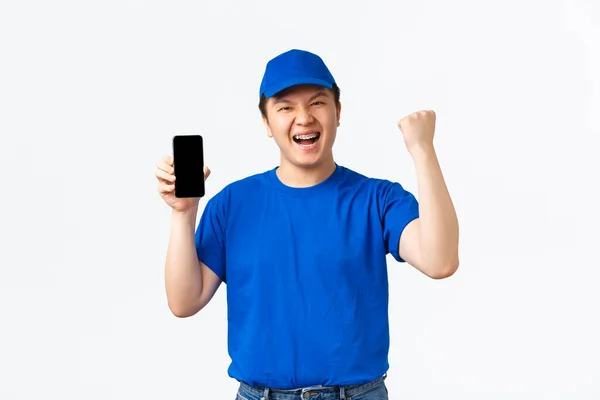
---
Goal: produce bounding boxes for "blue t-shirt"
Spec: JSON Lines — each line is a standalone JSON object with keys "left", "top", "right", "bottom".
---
{"left": 195, "top": 164, "right": 419, "bottom": 389}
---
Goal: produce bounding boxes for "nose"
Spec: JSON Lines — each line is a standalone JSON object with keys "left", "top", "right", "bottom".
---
{"left": 295, "top": 107, "right": 313, "bottom": 125}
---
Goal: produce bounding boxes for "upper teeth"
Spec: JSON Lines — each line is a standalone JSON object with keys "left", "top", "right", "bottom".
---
{"left": 295, "top": 133, "right": 318, "bottom": 139}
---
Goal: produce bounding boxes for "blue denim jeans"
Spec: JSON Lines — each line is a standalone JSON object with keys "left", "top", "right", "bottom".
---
{"left": 235, "top": 374, "right": 388, "bottom": 400}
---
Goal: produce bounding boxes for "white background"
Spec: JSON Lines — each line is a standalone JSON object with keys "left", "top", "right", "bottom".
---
{"left": 1, "top": 0, "right": 599, "bottom": 399}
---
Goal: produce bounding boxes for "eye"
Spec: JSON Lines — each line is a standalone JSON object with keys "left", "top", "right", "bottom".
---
{"left": 311, "top": 101, "right": 324, "bottom": 106}
{"left": 278, "top": 106, "right": 292, "bottom": 112}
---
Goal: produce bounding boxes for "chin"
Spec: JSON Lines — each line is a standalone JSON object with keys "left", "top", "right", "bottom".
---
{"left": 293, "top": 152, "right": 329, "bottom": 169}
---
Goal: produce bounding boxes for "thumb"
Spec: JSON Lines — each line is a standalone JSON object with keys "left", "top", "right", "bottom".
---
{"left": 204, "top": 166, "right": 211, "bottom": 181}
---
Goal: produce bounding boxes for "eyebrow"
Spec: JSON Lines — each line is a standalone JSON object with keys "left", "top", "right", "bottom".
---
{"left": 273, "top": 91, "right": 328, "bottom": 105}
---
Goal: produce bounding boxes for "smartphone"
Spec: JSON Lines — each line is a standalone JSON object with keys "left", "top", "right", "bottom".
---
{"left": 172, "top": 134, "right": 205, "bottom": 198}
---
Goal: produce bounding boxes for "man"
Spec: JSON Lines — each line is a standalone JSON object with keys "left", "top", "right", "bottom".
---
{"left": 155, "top": 49, "right": 459, "bottom": 400}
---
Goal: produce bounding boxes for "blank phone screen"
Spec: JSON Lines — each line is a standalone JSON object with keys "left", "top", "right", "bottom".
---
{"left": 172, "top": 135, "right": 205, "bottom": 198}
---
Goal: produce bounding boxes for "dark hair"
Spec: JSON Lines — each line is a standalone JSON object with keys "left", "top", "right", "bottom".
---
{"left": 258, "top": 83, "right": 341, "bottom": 121}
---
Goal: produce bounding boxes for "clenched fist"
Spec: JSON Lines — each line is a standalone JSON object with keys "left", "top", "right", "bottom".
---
{"left": 397, "top": 110, "right": 436, "bottom": 155}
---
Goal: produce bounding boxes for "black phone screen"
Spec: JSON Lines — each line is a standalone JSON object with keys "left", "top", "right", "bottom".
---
{"left": 172, "top": 134, "right": 205, "bottom": 198}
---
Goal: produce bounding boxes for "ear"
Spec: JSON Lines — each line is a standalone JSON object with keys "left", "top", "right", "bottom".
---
{"left": 262, "top": 115, "right": 273, "bottom": 138}
{"left": 336, "top": 101, "right": 342, "bottom": 127}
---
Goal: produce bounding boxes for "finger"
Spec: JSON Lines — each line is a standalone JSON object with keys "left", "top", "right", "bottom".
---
{"left": 158, "top": 181, "right": 175, "bottom": 194}
{"left": 156, "top": 161, "right": 175, "bottom": 175}
{"left": 156, "top": 168, "right": 175, "bottom": 183}
{"left": 162, "top": 155, "right": 174, "bottom": 166}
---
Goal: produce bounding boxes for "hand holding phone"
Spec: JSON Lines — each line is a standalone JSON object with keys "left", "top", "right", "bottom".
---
{"left": 155, "top": 134, "right": 209, "bottom": 212}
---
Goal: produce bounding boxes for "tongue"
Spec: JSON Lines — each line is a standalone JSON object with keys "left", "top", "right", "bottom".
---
{"left": 298, "top": 138, "right": 313, "bottom": 145}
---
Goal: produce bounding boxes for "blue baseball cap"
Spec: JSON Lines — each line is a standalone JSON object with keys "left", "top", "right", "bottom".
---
{"left": 259, "top": 49, "right": 336, "bottom": 99}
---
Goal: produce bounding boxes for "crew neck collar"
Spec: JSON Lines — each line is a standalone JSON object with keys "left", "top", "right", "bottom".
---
{"left": 267, "top": 163, "right": 344, "bottom": 196}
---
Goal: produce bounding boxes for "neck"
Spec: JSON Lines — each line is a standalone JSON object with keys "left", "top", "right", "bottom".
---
{"left": 276, "top": 157, "right": 336, "bottom": 188}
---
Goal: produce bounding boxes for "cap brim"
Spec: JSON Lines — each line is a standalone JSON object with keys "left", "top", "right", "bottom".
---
{"left": 262, "top": 77, "right": 334, "bottom": 98}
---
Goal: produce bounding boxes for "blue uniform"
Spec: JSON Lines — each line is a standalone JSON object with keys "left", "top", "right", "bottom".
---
{"left": 195, "top": 164, "right": 419, "bottom": 389}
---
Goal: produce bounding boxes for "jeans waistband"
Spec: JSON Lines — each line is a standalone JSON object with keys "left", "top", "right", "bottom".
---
{"left": 239, "top": 373, "right": 387, "bottom": 399}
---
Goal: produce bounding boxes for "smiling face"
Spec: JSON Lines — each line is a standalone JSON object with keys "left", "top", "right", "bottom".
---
{"left": 262, "top": 84, "right": 341, "bottom": 172}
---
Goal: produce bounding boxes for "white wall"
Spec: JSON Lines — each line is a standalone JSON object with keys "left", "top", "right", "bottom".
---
{"left": 1, "top": 0, "right": 599, "bottom": 398}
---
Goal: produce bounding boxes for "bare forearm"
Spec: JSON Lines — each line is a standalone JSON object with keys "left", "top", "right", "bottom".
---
{"left": 165, "top": 207, "right": 203, "bottom": 313}
{"left": 412, "top": 145, "right": 459, "bottom": 274}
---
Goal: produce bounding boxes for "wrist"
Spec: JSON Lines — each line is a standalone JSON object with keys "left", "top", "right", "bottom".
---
{"left": 409, "top": 143, "right": 436, "bottom": 160}
{"left": 172, "top": 206, "right": 198, "bottom": 222}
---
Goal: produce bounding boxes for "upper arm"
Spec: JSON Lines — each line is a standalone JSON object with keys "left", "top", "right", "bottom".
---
{"left": 170, "top": 261, "right": 221, "bottom": 318}
{"left": 195, "top": 195, "right": 227, "bottom": 282}
{"left": 380, "top": 181, "right": 419, "bottom": 263}
{"left": 398, "top": 218, "right": 458, "bottom": 279}
{"left": 193, "top": 193, "right": 228, "bottom": 313}
{"left": 196, "top": 260, "right": 222, "bottom": 311}
{"left": 398, "top": 218, "right": 427, "bottom": 275}
{"left": 378, "top": 180, "right": 446, "bottom": 278}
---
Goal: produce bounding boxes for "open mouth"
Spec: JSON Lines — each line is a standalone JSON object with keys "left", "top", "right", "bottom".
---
{"left": 293, "top": 132, "right": 321, "bottom": 146}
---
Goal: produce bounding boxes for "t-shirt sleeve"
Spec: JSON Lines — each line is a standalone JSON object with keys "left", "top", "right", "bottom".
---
{"left": 380, "top": 181, "right": 420, "bottom": 262}
{"left": 194, "top": 195, "right": 227, "bottom": 283}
